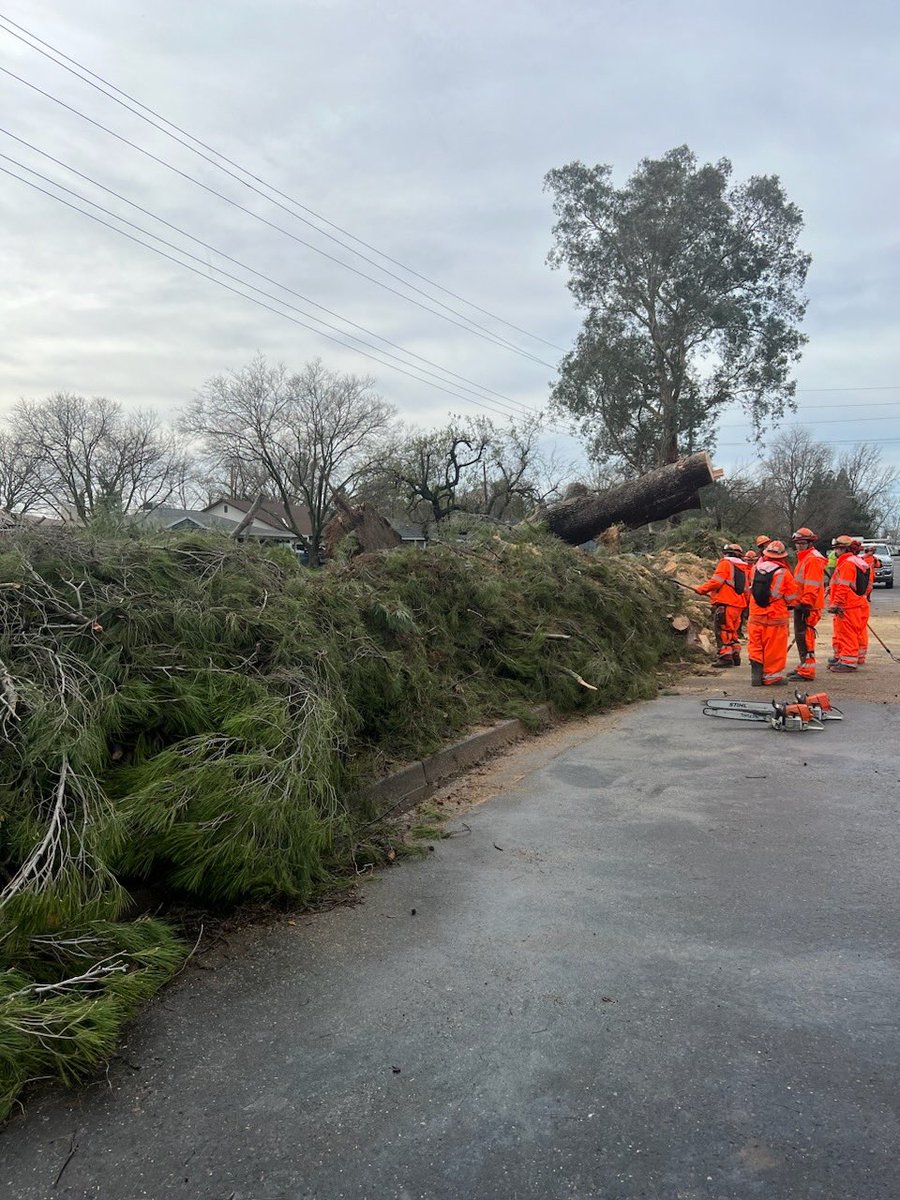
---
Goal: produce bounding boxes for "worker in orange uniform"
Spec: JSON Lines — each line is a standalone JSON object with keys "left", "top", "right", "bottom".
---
{"left": 695, "top": 543, "right": 749, "bottom": 667}
{"left": 747, "top": 541, "right": 800, "bottom": 686}
{"left": 859, "top": 545, "right": 877, "bottom": 665}
{"left": 755, "top": 535, "right": 772, "bottom": 557}
{"left": 827, "top": 536, "right": 871, "bottom": 672}
{"left": 787, "top": 527, "right": 827, "bottom": 681}
{"left": 740, "top": 549, "right": 758, "bottom": 638}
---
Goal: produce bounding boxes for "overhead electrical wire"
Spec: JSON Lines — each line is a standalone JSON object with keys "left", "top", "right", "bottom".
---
{"left": 0, "top": 11, "right": 568, "bottom": 356}
{"left": 0, "top": 129, "right": 547, "bottom": 424}
{"left": 0, "top": 162, "right": 574, "bottom": 430}
{"left": 0, "top": 63, "right": 559, "bottom": 372}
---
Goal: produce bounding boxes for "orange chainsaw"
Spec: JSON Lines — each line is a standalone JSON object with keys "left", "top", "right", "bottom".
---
{"left": 703, "top": 691, "right": 842, "bottom": 731}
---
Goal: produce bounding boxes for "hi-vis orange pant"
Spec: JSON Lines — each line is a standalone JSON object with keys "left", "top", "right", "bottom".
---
{"left": 748, "top": 617, "right": 789, "bottom": 684}
{"left": 792, "top": 606, "right": 821, "bottom": 679}
{"left": 832, "top": 604, "right": 868, "bottom": 668}
{"left": 713, "top": 604, "right": 743, "bottom": 660}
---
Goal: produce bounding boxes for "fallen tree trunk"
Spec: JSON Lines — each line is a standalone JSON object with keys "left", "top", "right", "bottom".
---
{"left": 544, "top": 451, "right": 721, "bottom": 546}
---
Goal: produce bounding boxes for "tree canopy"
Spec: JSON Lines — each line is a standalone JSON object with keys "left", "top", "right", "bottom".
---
{"left": 545, "top": 146, "right": 811, "bottom": 473}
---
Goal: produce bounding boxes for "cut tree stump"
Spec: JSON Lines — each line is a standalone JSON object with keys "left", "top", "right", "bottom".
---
{"left": 543, "top": 451, "right": 719, "bottom": 546}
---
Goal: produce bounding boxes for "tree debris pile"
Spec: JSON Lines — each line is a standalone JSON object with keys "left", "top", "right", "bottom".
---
{"left": 0, "top": 523, "right": 683, "bottom": 1116}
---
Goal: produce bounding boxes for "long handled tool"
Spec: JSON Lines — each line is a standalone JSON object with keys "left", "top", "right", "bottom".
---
{"left": 867, "top": 622, "right": 900, "bottom": 664}
{"left": 667, "top": 577, "right": 699, "bottom": 593}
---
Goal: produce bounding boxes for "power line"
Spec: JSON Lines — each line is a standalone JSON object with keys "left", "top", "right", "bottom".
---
{"left": 719, "top": 413, "right": 900, "bottom": 429}
{"left": 0, "top": 63, "right": 560, "bottom": 371}
{"left": 0, "top": 164, "right": 550, "bottom": 426}
{"left": 0, "top": 64, "right": 561, "bottom": 369}
{"left": 0, "top": 11, "right": 568, "bottom": 356}
{"left": 717, "top": 436, "right": 900, "bottom": 450}
{"left": 0, "top": 128, "right": 545, "bottom": 424}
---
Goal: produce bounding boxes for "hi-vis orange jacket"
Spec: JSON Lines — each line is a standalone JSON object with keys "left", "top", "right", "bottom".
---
{"left": 748, "top": 560, "right": 800, "bottom": 623}
{"left": 828, "top": 553, "right": 871, "bottom": 610}
{"left": 793, "top": 546, "right": 826, "bottom": 610}
{"left": 696, "top": 555, "right": 749, "bottom": 607}
{"left": 862, "top": 552, "right": 877, "bottom": 596}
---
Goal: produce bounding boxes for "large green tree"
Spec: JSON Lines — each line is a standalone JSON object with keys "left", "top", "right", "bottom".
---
{"left": 545, "top": 146, "right": 811, "bottom": 472}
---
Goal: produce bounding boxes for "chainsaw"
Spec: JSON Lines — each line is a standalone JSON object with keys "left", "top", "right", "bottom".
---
{"left": 702, "top": 691, "right": 842, "bottom": 732}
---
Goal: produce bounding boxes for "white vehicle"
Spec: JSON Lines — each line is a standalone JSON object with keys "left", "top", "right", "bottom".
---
{"left": 862, "top": 541, "right": 895, "bottom": 589}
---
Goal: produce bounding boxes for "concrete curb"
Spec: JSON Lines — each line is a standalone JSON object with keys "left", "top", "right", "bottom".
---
{"left": 363, "top": 704, "right": 554, "bottom": 817}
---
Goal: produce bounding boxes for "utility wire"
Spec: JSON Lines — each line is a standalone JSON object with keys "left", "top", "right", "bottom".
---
{"left": 0, "top": 63, "right": 559, "bottom": 371}
{"left": 1, "top": 56, "right": 564, "bottom": 369}
{"left": 0, "top": 11, "right": 568, "bottom": 355}
{"left": 0, "top": 128, "right": 546, "bottom": 424}
{"left": 719, "top": 413, "right": 900, "bottom": 428}
{"left": 0, "top": 162, "right": 553, "bottom": 427}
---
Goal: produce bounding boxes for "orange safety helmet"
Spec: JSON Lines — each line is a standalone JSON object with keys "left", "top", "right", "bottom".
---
{"left": 792, "top": 527, "right": 817, "bottom": 541}
{"left": 744, "top": 549, "right": 758, "bottom": 562}
{"left": 832, "top": 535, "right": 855, "bottom": 549}
{"left": 723, "top": 542, "right": 744, "bottom": 555}
{"left": 763, "top": 540, "right": 788, "bottom": 558}
{"left": 755, "top": 535, "right": 771, "bottom": 548}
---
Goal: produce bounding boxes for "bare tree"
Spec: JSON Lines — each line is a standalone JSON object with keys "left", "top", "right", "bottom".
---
{"left": 761, "top": 427, "right": 832, "bottom": 533}
{"left": 0, "top": 429, "right": 43, "bottom": 515}
{"left": 464, "top": 415, "right": 570, "bottom": 520}
{"left": 833, "top": 444, "right": 900, "bottom": 532}
{"left": 12, "top": 393, "right": 188, "bottom": 520}
{"left": 183, "top": 355, "right": 395, "bottom": 565}
{"left": 387, "top": 421, "right": 491, "bottom": 526}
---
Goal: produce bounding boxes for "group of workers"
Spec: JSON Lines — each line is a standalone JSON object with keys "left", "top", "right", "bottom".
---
{"left": 695, "top": 530, "right": 877, "bottom": 686}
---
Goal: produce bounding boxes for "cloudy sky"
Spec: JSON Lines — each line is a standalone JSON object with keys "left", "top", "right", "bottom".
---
{"left": 1, "top": 0, "right": 899, "bottom": 477}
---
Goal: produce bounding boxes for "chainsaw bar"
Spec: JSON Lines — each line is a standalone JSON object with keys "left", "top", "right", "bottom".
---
{"left": 702, "top": 705, "right": 770, "bottom": 722}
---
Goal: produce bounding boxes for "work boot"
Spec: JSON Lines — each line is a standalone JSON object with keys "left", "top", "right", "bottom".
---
{"left": 712, "top": 658, "right": 734, "bottom": 668}
{"left": 732, "top": 652, "right": 741, "bottom": 667}
{"left": 827, "top": 655, "right": 839, "bottom": 665}
{"left": 828, "top": 663, "right": 856, "bottom": 673}
{"left": 750, "top": 662, "right": 763, "bottom": 687}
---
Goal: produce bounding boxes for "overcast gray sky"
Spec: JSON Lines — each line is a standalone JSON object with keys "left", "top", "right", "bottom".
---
{"left": 2, "top": 0, "right": 899, "bottom": 475}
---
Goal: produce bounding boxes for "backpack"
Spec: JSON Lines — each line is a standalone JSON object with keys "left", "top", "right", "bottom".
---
{"left": 850, "top": 563, "right": 870, "bottom": 597}
{"left": 726, "top": 558, "right": 747, "bottom": 596}
{"left": 751, "top": 564, "right": 780, "bottom": 608}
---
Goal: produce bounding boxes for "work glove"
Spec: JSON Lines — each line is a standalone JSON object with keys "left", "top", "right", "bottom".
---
{"left": 828, "top": 606, "right": 844, "bottom": 616}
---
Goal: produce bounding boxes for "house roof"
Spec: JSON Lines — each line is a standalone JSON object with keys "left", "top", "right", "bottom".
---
{"left": 204, "top": 497, "right": 312, "bottom": 537}
{"left": 386, "top": 518, "right": 427, "bottom": 542}
{"left": 138, "top": 506, "right": 296, "bottom": 541}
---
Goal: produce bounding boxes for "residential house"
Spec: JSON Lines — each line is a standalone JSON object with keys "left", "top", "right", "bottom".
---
{"left": 138, "top": 505, "right": 298, "bottom": 545}
{"left": 203, "top": 497, "right": 313, "bottom": 541}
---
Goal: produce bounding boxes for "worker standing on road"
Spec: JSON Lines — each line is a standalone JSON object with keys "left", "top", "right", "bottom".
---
{"left": 747, "top": 541, "right": 800, "bottom": 687}
{"left": 695, "top": 543, "right": 749, "bottom": 667}
{"left": 858, "top": 545, "right": 877, "bottom": 665}
{"left": 740, "top": 549, "right": 758, "bottom": 639}
{"left": 827, "top": 536, "right": 870, "bottom": 672}
{"left": 787, "top": 527, "right": 827, "bottom": 681}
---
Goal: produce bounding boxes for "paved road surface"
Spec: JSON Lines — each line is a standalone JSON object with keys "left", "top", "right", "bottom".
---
{"left": 3, "top": 657, "right": 900, "bottom": 1197}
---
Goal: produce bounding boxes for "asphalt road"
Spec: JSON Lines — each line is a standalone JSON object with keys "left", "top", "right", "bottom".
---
{"left": 3, "top": 692, "right": 900, "bottom": 1199}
